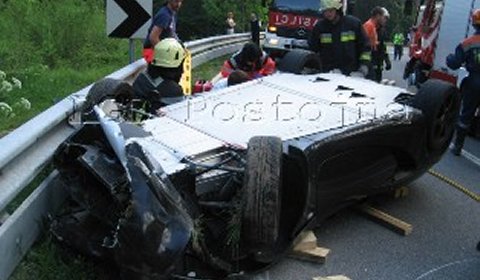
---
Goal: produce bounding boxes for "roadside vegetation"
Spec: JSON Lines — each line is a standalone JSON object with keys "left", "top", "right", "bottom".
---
{"left": 8, "top": 55, "right": 227, "bottom": 280}
{"left": 0, "top": 0, "right": 130, "bottom": 134}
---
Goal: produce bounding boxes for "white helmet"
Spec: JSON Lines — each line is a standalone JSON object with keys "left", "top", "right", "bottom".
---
{"left": 382, "top": 7, "right": 390, "bottom": 18}
{"left": 152, "top": 38, "right": 186, "bottom": 68}
{"left": 320, "top": 0, "right": 343, "bottom": 11}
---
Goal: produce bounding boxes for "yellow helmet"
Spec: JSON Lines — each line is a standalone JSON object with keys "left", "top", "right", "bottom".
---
{"left": 152, "top": 38, "right": 186, "bottom": 68}
{"left": 320, "top": 0, "right": 343, "bottom": 11}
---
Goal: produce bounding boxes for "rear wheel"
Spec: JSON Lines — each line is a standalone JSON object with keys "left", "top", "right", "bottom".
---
{"left": 277, "top": 49, "right": 322, "bottom": 74}
{"left": 411, "top": 79, "right": 460, "bottom": 157}
{"left": 242, "top": 136, "right": 283, "bottom": 262}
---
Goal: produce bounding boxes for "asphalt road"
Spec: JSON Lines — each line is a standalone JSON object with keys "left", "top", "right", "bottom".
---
{"left": 252, "top": 48, "right": 480, "bottom": 280}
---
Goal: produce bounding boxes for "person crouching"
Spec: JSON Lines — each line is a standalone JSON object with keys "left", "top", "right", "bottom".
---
{"left": 220, "top": 42, "right": 276, "bottom": 80}
{"left": 133, "top": 38, "right": 186, "bottom": 114}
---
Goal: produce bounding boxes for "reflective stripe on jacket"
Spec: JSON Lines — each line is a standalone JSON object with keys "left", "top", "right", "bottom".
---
{"left": 393, "top": 33, "right": 405, "bottom": 45}
{"left": 309, "top": 14, "right": 371, "bottom": 75}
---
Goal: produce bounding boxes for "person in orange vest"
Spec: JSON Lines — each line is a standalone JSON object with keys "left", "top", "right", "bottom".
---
{"left": 447, "top": 9, "right": 480, "bottom": 155}
{"left": 363, "top": 6, "right": 391, "bottom": 82}
{"left": 143, "top": 0, "right": 183, "bottom": 63}
{"left": 220, "top": 42, "right": 276, "bottom": 80}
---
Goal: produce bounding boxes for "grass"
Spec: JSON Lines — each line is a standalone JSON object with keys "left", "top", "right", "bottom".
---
{"left": 7, "top": 54, "right": 229, "bottom": 280}
{"left": 10, "top": 237, "right": 98, "bottom": 280}
{"left": 191, "top": 55, "right": 229, "bottom": 82}
{"left": 0, "top": 64, "right": 127, "bottom": 134}
{"left": 1, "top": 54, "right": 228, "bottom": 135}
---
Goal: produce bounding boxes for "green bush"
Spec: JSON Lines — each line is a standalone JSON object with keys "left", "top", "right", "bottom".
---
{"left": 0, "top": 0, "right": 131, "bottom": 133}
{"left": 0, "top": 0, "right": 127, "bottom": 70}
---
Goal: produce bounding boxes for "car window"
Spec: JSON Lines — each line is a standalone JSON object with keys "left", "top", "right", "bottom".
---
{"left": 272, "top": 0, "right": 321, "bottom": 12}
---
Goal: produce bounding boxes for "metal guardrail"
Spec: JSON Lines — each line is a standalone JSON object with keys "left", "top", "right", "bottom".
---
{"left": 0, "top": 33, "right": 252, "bottom": 280}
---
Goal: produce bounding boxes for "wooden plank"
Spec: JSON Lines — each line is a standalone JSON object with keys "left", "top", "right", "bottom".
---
{"left": 290, "top": 246, "right": 330, "bottom": 264}
{"left": 313, "top": 275, "right": 351, "bottom": 280}
{"left": 0, "top": 171, "right": 66, "bottom": 280}
{"left": 356, "top": 204, "right": 413, "bottom": 236}
{"left": 290, "top": 230, "right": 330, "bottom": 263}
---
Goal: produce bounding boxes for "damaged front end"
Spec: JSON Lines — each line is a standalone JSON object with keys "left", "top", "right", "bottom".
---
{"left": 51, "top": 106, "right": 194, "bottom": 278}
{"left": 50, "top": 100, "right": 275, "bottom": 279}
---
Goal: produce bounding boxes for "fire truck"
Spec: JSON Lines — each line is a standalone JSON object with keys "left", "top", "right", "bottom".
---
{"left": 263, "top": 0, "right": 354, "bottom": 56}
{"left": 404, "top": 0, "right": 480, "bottom": 87}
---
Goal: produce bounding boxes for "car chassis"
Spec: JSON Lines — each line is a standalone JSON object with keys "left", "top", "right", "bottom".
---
{"left": 49, "top": 52, "right": 459, "bottom": 279}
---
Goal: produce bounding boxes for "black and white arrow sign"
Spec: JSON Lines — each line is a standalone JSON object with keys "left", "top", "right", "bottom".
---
{"left": 107, "top": 0, "right": 152, "bottom": 39}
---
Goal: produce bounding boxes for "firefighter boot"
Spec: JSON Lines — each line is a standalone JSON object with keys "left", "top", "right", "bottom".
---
{"left": 451, "top": 127, "right": 467, "bottom": 156}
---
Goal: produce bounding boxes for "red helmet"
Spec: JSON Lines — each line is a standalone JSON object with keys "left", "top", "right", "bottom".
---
{"left": 472, "top": 9, "right": 480, "bottom": 26}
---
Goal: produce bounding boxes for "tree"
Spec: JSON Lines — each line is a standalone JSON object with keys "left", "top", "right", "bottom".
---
{"left": 178, "top": 0, "right": 268, "bottom": 39}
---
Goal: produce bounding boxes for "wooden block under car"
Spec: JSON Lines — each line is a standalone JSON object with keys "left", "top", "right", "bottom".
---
{"left": 292, "top": 230, "right": 318, "bottom": 251}
{"left": 290, "top": 230, "right": 330, "bottom": 263}
{"left": 313, "top": 275, "right": 352, "bottom": 280}
{"left": 290, "top": 246, "right": 331, "bottom": 264}
{"left": 356, "top": 204, "right": 413, "bottom": 236}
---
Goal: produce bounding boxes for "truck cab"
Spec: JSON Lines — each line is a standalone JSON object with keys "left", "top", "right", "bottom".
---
{"left": 405, "top": 0, "right": 480, "bottom": 87}
{"left": 263, "top": 0, "right": 351, "bottom": 57}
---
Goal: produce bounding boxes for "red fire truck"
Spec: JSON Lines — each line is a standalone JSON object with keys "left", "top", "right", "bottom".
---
{"left": 404, "top": 0, "right": 480, "bottom": 87}
{"left": 263, "top": 0, "right": 353, "bottom": 56}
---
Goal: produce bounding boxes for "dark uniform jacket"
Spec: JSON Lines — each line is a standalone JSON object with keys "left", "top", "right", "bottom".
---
{"left": 370, "top": 27, "right": 391, "bottom": 81}
{"left": 372, "top": 28, "right": 390, "bottom": 68}
{"left": 447, "top": 31, "right": 480, "bottom": 74}
{"left": 308, "top": 14, "right": 371, "bottom": 75}
{"left": 132, "top": 71, "right": 184, "bottom": 114}
{"left": 446, "top": 30, "right": 480, "bottom": 131}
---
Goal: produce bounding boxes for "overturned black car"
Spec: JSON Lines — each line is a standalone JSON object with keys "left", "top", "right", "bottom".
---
{"left": 49, "top": 68, "right": 459, "bottom": 279}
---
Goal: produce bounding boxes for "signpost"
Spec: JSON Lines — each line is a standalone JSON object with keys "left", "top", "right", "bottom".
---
{"left": 106, "top": 0, "right": 152, "bottom": 62}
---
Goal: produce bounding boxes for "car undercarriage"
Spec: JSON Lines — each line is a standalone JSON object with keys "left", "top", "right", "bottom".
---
{"left": 48, "top": 53, "right": 459, "bottom": 279}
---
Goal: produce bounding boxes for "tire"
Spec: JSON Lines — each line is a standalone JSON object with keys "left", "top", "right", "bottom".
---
{"left": 83, "top": 78, "right": 133, "bottom": 112}
{"left": 277, "top": 49, "right": 322, "bottom": 74}
{"left": 242, "top": 136, "right": 282, "bottom": 261}
{"left": 411, "top": 79, "right": 460, "bottom": 156}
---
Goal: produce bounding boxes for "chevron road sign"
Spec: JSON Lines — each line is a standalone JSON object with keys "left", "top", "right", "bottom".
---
{"left": 107, "top": 0, "right": 152, "bottom": 39}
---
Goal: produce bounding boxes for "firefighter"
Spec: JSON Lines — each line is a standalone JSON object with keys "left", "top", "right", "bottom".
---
{"left": 363, "top": 7, "right": 391, "bottom": 82}
{"left": 446, "top": 9, "right": 480, "bottom": 156}
{"left": 133, "top": 38, "right": 186, "bottom": 114}
{"left": 308, "top": 0, "right": 371, "bottom": 77}
{"left": 220, "top": 42, "right": 276, "bottom": 79}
